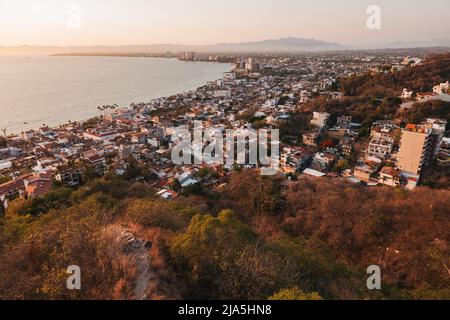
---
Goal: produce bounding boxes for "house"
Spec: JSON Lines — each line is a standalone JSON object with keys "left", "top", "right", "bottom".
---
{"left": 339, "top": 137, "right": 354, "bottom": 157}
{"left": 416, "top": 92, "right": 436, "bottom": 101}
{"left": 370, "top": 121, "right": 399, "bottom": 137}
{"left": 379, "top": 167, "right": 401, "bottom": 187}
{"left": 303, "top": 168, "right": 326, "bottom": 178}
{"left": 181, "top": 178, "right": 198, "bottom": 188}
{"left": 368, "top": 137, "right": 394, "bottom": 159}
{"left": 303, "top": 127, "right": 322, "bottom": 147}
{"left": 1, "top": 172, "right": 53, "bottom": 200}
{"left": 437, "top": 137, "right": 450, "bottom": 167}
{"left": 331, "top": 92, "right": 344, "bottom": 99}
{"left": 433, "top": 81, "right": 449, "bottom": 95}
{"left": 83, "top": 152, "right": 107, "bottom": 176}
{"left": 0, "top": 160, "right": 12, "bottom": 171}
{"left": 402, "top": 56, "right": 422, "bottom": 66}
{"left": 25, "top": 173, "right": 53, "bottom": 198}
{"left": 401, "top": 88, "right": 413, "bottom": 99}
{"left": 131, "top": 132, "right": 148, "bottom": 144}
{"left": 0, "top": 178, "right": 26, "bottom": 200}
{"left": 353, "top": 165, "right": 376, "bottom": 183}
{"left": 156, "top": 189, "right": 178, "bottom": 200}
{"left": 21, "top": 131, "right": 37, "bottom": 140}
{"left": 55, "top": 165, "right": 83, "bottom": 186}
{"left": 311, "top": 112, "right": 330, "bottom": 128}
{"left": 336, "top": 116, "right": 352, "bottom": 128}
{"left": 83, "top": 130, "right": 119, "bottom": 142}
{"left": 310, "top": 153, "right": 336, "bottom": 172}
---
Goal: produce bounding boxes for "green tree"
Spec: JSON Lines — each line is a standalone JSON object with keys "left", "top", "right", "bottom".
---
{"left": 269, "top": 287, "right": 323, "bottom": 300}
{"left": 171, "top": 210, "right": 257, "bottom": 299}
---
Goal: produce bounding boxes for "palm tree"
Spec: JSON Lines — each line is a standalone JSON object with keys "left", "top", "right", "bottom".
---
{"left": 1, "top": 129, "right": 10, "bottom": 153}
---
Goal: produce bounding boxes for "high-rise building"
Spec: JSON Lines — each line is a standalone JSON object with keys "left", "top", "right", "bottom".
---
{"left": 245, "top": 58, "right": 260, "bottom": 72}
{"left": 396, "top": 124, "right": 432, "bottom": 176}
{"left": 179, "top": 51, "right": 196, "bottom": 61}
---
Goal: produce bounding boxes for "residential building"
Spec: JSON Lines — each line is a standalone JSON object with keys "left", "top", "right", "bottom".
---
{"left": 433, "top": 81, "right": 449, "bottom": 95}
{"left": 311, "top": 112, "right": 330, "bottom": 128}
{"left": 302, "top": 129, "right": 321, "bottom": 147}
{"left": 420, "top": 118, "right": 447, "bottom": 156}
{"left": 379, "top": 167, "right": 401, "bottom": 187}
{"left": 401, "top": 88, "right": 413, "bottom": 99}
{"left": 336, "top": 116, "right": 352, "bottom": 128}
{"left": 396, "top": 125, "right": 433, "bottom": 176}
{"left": 416, "top": 92, "right": 436, "bottom": 101}
{"left": 55, "top": 165, "right": 83, "bottom": 186}
{"left": 437, "top": 137, "right": 450, "bottom": 167}
{"left": 0, "top": 178, "right": 26, "bottom": 200}
{"left": 368, "top": 137, "right": 394, "bottom": 159}
{"left": 353, "top": 165, "right": 375, "bottom": 183}
{"left": 25, "top": 173, "right": 53, "bottom": 198}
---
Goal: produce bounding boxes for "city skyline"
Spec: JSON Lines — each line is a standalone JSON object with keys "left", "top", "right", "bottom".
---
{"left": 1, "top": 0, "right": 450, "bottom": 47}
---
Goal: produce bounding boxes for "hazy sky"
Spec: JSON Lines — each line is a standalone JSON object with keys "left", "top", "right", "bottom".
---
{"left": 1, "top": 0, "right": 449, "bottom": 46}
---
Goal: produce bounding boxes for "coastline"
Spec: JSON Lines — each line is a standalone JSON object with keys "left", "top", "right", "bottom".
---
{"left": 52, "top": 52, "right": 235, "bottom": 64}
{"left": 52, "top": 52, "right": 179, "bottom": 59}
{"left": 0, "top": 56, "right": 233, "bottom": 135}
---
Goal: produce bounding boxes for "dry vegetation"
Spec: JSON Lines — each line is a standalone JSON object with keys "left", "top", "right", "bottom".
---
{"left": 0, "top": 170, "right": 448, "bottom": 300}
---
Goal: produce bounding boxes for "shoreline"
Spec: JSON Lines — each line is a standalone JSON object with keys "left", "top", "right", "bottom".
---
{"left": 3, "top": 60, "right": 233, "bottom": 136}
{"left": 52, "top": 52, "right": 179, "bottom": 59}
{"left": 52, "top": 53, "right": 234, "bottom": 64}
{"left": 0, "top": 54, "right": 233, "bottom": 137}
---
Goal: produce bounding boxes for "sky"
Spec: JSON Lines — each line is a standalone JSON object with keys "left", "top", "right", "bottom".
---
{"left": 0, "top": 0, "right": 449, "bottom": 46}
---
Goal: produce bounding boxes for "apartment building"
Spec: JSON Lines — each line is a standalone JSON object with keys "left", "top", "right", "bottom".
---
{"left": 368, "top": 138, "right": 394, "bottom": 159}
{"left": 396, "top": 125, "right": 432, "bottom": 176}
{"left": 420, "top": 118, "right": 447, "bottom": 156}
{"left": 311, "top": 112, "right": 330, "bottom": 128}
{"left": 437, "top": 137, "right": 450, "bottom": 167}
{"left": 368, "top": 121, "right": 398, "bottom": 159}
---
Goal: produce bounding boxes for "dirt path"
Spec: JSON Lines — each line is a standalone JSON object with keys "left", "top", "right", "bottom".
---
{"left": 132, "top": 242, "right": 152, "bottom": 300}
{"left": 106, "top": 226, "right": 153, "bottom": 300}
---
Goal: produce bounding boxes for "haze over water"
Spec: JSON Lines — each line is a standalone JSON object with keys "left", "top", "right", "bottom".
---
{"left": 0, "top": 56, "right": 231, "bottom": 134}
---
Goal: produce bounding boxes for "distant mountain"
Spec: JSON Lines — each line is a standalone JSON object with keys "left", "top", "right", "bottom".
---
{"left": 211, "top": 37, "right": 342, "bottom": 52}
{"left": 353, "top": 39, "right": 450, "bottom": 50}
{"left": 1, "top": 37, "right": 449, "bottom": 55}
{"left": 382, "top": 39, "right": 450, "bottom": 49}
{"left": 0, "top": 38, "right": 342, "bottom": 55}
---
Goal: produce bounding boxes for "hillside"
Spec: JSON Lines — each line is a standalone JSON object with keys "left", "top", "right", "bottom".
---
{"left": 339, "top": 53, "right": 450, "bottom": 96}
{"left": 0, "top": 171, "right": 449, "bottom": 300}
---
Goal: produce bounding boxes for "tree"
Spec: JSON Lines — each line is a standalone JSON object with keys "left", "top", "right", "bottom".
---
{"left": 269, "top": 287, "right": 322, "bottom": 300}
{"left": 170, "top": 210, "right": 257, "bottom": 299}
{"left": 0, "top": 176, "right": 12, "bottom": 184}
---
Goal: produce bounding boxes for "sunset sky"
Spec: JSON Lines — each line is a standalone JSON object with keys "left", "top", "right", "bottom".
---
{"left": 1, "top": 0, "right": 449, "bottom": 46}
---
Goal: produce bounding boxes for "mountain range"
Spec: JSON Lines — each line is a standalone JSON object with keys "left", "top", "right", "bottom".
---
{"left": 0, "top": 37, "right": 449, "bottom": 55}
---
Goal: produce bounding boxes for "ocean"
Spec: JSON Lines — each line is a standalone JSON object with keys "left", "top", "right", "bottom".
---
{"left": 0, "top": 55, "right": 231, "bottom": 134}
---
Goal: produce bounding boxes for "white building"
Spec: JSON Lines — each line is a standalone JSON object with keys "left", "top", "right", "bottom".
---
{"left": 433, "top": 81, "right": 449, "bottom": 95}
{"left": 368, "top": 138, "right": 394, "bottom": 159}
{"left": 311, "top": 112, "right": 330, "bottom": 128}
{"left": 401, "top": 88, "right": 414, "bottom": 99}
